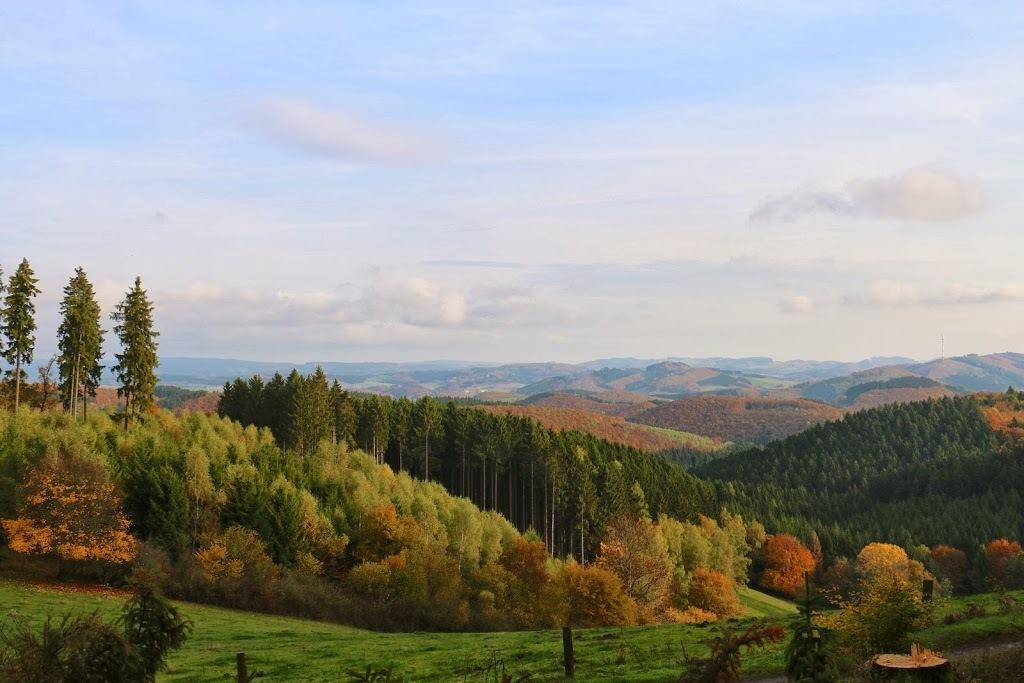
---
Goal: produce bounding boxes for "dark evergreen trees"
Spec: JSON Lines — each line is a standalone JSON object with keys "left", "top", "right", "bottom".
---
{"left": 216, "top": 369, "right": 714, "bottom": 562}
{"left": 57, "top": 267, "right": 105, "bottom": 417}
{"left": 1, "top": 258, "right": 41, "bottom": 411}
{"left": 111, "top": 277, "right": 159, "bottom": 428}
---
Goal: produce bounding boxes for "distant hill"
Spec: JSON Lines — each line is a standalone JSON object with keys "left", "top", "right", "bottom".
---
{"left": 796, "top": 369, "right": 955, "bottom": 408}
{"left": 902, "top": 352, "right": 1024, "bottom": 392}
{"left": 479, "top": 404, "right": 724, "bottom": 453}
{"left": 522, "top": 391, "right": 657, "bottom": 417}
{"left": 519, "top": 361, "right": 791, "bottom": 398}
{"left": 630, "top": 396, "right": 844, "bottom": 444}
{"left": 50, "top": 351, "right": 1024, "bottom": 406}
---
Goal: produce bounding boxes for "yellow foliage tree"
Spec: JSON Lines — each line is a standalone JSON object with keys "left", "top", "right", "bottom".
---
{"left": 855, "top": 542, "right": 927, "bottom": 590}
{"left": 597, "top": 513, "right": 672, "bottom": 619}
{"left": 1, "top": 454, "right": 136, "bottom": 566}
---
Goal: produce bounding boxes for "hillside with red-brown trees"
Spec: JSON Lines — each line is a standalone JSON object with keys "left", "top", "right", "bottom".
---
{"left": 631, "top": 396, "right": 843, "bottom": 444}
{"left": 480, "top": 403, "right": 724, "bottom": 453}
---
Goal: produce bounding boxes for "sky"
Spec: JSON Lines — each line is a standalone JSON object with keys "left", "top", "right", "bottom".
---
{"left": 2, "top": 2, "right": 1024, "bottom": 363}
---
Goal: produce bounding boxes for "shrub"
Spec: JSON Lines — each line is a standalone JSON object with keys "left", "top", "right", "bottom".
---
{"left": 832, "top": 575, "right": 933, "bottom": 653}
{"left": 560, "top": 561, "right": 637, "bottom": 627}
{"left": 664, "top": 606, "right": 718, "bottom": 624}
{"left": 120, "top": 581, "right": 191, "bottom": 681}
{"left": 685, "top": 569, "right": 742, "bottom": 618}
{"left": 678, "top": 624, "right": 786, "bottom": 683}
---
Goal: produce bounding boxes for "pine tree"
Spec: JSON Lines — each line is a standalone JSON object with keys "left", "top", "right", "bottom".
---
{"left": 1, "top": 258, "right": 41, "bottom": 411}
{"left": 111, "top": 277, "right": 159, "bottom": 428}
{"left": 56, "top": 267, "right": 105, "bottom": 417}
{"left": 0, "top": 265, "right": 4, "bottom": 388}
{"left": 415, "top": 397, "right": 442, "bottom": 480}
{"left": 290, "top": 366, "right": 331, "bottom": 454}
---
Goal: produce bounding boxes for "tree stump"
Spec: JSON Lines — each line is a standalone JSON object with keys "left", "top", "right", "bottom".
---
{"left": 872, "top": 647, "right": 951, "bottom": 682}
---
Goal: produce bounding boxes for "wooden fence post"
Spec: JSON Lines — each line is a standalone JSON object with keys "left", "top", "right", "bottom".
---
{"left": 562, "top": 626, "right": 575, "bottom": 678}
{"left": 236, "top": 653, "right": 248, "bottom": 683}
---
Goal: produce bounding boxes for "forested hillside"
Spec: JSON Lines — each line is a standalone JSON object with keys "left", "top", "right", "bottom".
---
{"left": 631, "top": 396, "right": 844, "bottom": 445}
{"left": 699, "top": 394, "right": 1024, "bottom": 558}
{"left": 218, "top": 371, "right": 716, "bottom": 559}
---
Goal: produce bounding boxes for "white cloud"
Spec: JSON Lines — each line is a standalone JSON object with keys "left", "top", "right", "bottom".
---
{"left": 777, "top": 295, "right": 816, "bottom": 314}
{"left": 751, "top": 169, "right": 986, "bottom": 224}
{"left": 255, "top": 98, "right": 439, "bottom": 162}
{"left": 849, "top": 280, "right": 1024, "bottom": 307}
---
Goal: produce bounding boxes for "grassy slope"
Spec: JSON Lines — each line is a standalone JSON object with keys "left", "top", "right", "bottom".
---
{"left": 2, "top": 580, "right": 1022, "bottom": 682}
{"left": 737, "top": 586, "right": 797, "bottom": 619}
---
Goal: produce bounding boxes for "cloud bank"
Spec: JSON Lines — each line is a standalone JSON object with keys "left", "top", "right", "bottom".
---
{"left": 849, "top": 280, "right": 1024, "bottom": 307}
{"left": 751, "top": 169, "right": 986, "bottom": 224}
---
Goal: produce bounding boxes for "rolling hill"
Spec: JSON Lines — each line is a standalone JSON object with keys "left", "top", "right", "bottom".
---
{"left": 629, "top": 396, "right": 844, "bottom": 444}
{"left": 903, "top": 352, "right": 1024, "bottom": 392}
{"left": 796, "top": 370, "right": 956, "bottom": 408}
{"left": 519, "top": 361, "right": 793, "bottom": 398}
{"left": 521, "top": 390, "right": 657, "bottom": 417}
{"left": 698, "top": 394, "right": 1024, "bottom": 556}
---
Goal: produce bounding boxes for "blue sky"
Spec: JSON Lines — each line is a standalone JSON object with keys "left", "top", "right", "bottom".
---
{"left": 3, "top": 2, "right": 1024, "bottom": 362}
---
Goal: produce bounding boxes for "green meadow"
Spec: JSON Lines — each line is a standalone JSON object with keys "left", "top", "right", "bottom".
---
{"left": 2, "top": 579, "right": 1022, "bottom": 682}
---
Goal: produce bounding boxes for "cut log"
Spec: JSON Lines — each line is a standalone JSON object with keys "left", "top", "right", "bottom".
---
{"left": 873, "top": 653, "right": 949, "bottom": 669}
{"left": 872, "top": 648, "right": 950, "bottom": 682}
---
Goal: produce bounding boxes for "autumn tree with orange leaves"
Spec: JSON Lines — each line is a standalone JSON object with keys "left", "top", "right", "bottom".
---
{"left": 759, "top": 533, "right": 817, "bottom": 597}
{"left": 929, "top": 545, "right": 968, "bottom": 592}
{"left": 983, "top": 538, "right": 1022, "bottom": 587}
{"left": 596, "top": 513, "right": 673, "bottom": 618}
{"left": 1, "top": 454, "right": 136, "bottom": 570}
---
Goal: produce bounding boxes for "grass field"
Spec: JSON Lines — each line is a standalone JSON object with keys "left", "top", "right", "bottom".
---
{"left": 1, "top": 579, "right": 1022, "bottom": 682}
{"left": 737, "top": 586, "right": 797, "bottom": 619}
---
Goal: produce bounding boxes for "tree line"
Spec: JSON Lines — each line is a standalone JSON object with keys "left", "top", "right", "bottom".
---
{"left": 218, "top": 371, "right": 716, "bottom": 562}
{"left": 0, "top": 259, "right": 159, "bottom": 425}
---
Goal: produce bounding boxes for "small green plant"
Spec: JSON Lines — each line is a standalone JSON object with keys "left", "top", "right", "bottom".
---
{"left": 0, "top": 613, "right": 131, "bottom": 683}
{"left": 0, "top": 582, "right": 190, "bottom": 683}
{"left": 678, "top": 624, "right": 786, "bottom": 683}
{"left": 785, "top": 575, "right": 837, "bottom": 682}
{"left": 120, "top": 580, "right": 192, "bottom": 681}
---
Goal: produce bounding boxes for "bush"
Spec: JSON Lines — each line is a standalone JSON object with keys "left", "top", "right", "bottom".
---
{"left": 832, "top": 575, "right": 933, "bottom": 653}
{"left": 685, "top": 569, "right": 742, "bottom": 618}
{"left": 0, "top": 582, "right": 188, "bottom": 683}
{"left": 0, "top": 613, "right": 133, "bottom": 683}
{"left": 560, "top": 561, "right": 637, "bottom": 627}
{"left": 120, "top": 581, "right": 191, "bottom": 681}
{"left": 678, "top": 624, "right": 785, "bottom": 683}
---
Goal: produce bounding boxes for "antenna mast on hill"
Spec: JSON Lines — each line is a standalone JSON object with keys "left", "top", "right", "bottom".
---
{"left": 940, "top": 333, "right": 944, "bottom": 360}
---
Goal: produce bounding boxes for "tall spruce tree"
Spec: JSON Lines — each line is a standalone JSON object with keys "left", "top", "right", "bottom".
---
{"left": 57, "top": 267, "right": 105, "bottom": 417}
{"left": 0, "top": 265, "right": 4, "bottom": 388}
{"left": 111, "top": 277, "right": 159, "bottom": 428}
{"left": 1, "top": 258, "right": 41, "bottom": 411}
{"left": 290, "top": 366, "right": 331, "bottom": 454}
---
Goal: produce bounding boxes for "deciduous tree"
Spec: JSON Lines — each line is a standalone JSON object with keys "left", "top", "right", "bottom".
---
{"left": 983, "top": 538, "right": 1022, "bottom": 587}
{"left": 759, "top": 533, "right": 817, "bottom": 597}
{"left": 597, "top": 513, "right": 672, "bottom": 617}
{"left": 1, "top": 454, "right": 136, "bottom": 568}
